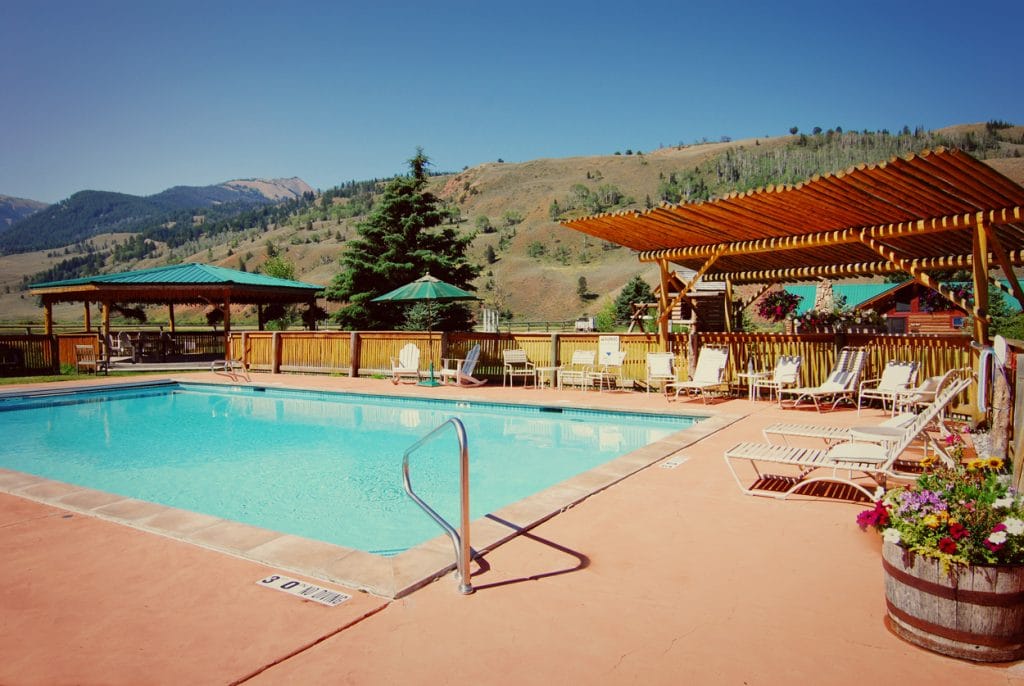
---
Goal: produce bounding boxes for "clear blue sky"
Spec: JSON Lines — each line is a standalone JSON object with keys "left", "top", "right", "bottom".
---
{"left": 3, "top": 0, "right": 1021, "bottom": 203}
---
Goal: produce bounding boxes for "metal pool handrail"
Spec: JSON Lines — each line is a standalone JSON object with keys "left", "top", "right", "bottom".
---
{"left": 402, "top": 417, "right": 473, "bottom": 595}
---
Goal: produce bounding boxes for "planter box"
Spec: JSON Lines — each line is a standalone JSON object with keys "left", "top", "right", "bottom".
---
{"left": 882, "top": 541, "right": 1024, "bottom": 661}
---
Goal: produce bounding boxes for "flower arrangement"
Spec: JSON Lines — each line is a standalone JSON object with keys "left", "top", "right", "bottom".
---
{"left": 757, "top": 290, "right": 802, "bottom": 322}
{"left": 920, "top": 284, "right": 973, "bottom": 313}
{"left": 791, "top": 307, "right": 885, "bottom": 331}
{"left": 857, "top": 451, "right": 1024, "bottom": 568}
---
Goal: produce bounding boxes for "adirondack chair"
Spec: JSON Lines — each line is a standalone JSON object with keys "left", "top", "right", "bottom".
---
{"left": 441, "top": 344, "right": 486, "bottom": 386}
{"left": 390, "top": 343, "right": 421, "bottom": 384}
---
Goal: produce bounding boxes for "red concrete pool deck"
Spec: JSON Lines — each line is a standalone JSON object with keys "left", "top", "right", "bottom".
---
{"left": 2, "top": 372, "right": 1024, "bottom": 685}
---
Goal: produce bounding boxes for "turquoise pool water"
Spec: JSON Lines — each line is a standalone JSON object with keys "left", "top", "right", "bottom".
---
{"left": 0, "top": 382, "right": 696, "bottom": 553}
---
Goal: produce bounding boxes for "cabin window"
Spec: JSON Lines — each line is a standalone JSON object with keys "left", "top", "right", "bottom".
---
{"left": 895, "top": 297, "right": 912, "bottom": 312}
{"left": 951, "top": 316, "right": 966, "bottom": 329}
{"left": 887, "top": 317, "right": 907, "bottom": 334}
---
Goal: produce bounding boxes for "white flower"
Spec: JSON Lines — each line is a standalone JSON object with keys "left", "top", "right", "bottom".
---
{"left": 873, "top": 487, "right": 886, "bottom": 501}
{"left": 882, "top": 528, "right": 901, "bottom": 544}
{"left": 989, "top": 530, "right": 1009, "bottom": 545}
{"left": 994, "top": 497, "right": 1016, "bottom": 510}
{"left": 1003, "top": 517, "right": 1024, "bottom": 535}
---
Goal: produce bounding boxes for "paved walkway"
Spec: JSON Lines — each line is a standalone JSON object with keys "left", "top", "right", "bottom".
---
{"left": 2, "top": 373, "right": 1023, "bottom": 685}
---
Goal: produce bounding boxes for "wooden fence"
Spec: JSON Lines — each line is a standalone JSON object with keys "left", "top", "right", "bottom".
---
{"left": 0, "top": 328, "right": 975, "bottom": 388}
{"left": 223, "top": 329, "right": 973, "bottom": 390}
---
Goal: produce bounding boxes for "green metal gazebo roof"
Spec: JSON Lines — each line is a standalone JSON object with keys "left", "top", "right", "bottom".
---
{"left": 30, "top": 262, "right": 322, "bottom": 307}
{"left": 31, "top": 262, "right": 321, "bottom": 291}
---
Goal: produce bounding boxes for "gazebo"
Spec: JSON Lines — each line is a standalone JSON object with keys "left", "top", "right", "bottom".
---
{"left": 562, "top": 147, "right": 1024, "bottom": 346}
{"left": 30, "top": 263, "right": 323, "bottom": 356}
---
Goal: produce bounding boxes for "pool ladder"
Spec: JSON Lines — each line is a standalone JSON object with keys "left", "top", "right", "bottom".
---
{"left": 402, "top": 417, "right": 473, "bottom": 595}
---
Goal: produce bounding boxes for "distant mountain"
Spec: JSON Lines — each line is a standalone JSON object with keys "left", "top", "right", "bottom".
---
{"left": 0, "top": 178, "right": 313, "bottom": 255}
{"left": 0, "top": 195, "right": 48, "bottom": 231}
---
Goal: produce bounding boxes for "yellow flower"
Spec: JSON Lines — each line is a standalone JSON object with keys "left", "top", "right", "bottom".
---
{"left": 967, "top": 459, "right": 986, "bottom": 471}
{"left": 988, "top": 457, "right": 1005, "bottom": 470}
{"left": 935, "top": 510, "right": 949, "bottom": 523}
{"left": 920, "top": 454, "right": 939, "bottom": 468}
{"left": 923, "top": 514, "right": 940, "bottom": 529}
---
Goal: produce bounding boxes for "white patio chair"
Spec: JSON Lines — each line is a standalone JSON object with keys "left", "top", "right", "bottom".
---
{"left": 779, "top": 347, "right": 867, "bottom": 412}
{"left": 558, "top": 350, "right": 596, "bottom": 390}
{"left": 750, "top": 355, "right": 802, "bottom": 405}
{"left": 587, "top": 350, "right": 627, "bottom": 392}
{"left": 664, "top": 345, "right": 729, "bottom": 403}
{"left": 390, "top": 343, "right": 421, "bottom": 384}
{"left": 645, "top": 352, "right": 676, "bottom": 394}
{"left": 858, "top": 359, "right": 919, "bottom": 415}
{"left": 502, "top": 349, "right": 536, "bottom": 387}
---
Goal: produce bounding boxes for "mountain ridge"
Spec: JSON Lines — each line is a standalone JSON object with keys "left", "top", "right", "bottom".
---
{"left": 0, "top": 177, "right": 314, "bottom": 255}
{"left": 1, "top": 123, "right": 1021, "bottom": 325}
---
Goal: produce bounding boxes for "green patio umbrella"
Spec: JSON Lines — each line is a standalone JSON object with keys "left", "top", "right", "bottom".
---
{"left": 372, "top": 274, "right": 478, "bottom": 386}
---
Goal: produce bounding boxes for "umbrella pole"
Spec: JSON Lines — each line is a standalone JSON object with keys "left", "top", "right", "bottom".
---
{"left": 419, "top": 301, "right": 442, "bottom": 387}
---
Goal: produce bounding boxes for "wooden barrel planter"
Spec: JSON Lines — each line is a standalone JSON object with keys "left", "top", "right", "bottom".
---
{"left": 882, "top": 541, "right": 1024, "bottom": 662}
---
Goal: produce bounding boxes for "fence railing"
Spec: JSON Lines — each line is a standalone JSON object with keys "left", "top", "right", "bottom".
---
{"left": 0, "top": 328, "right": 975, "bottom": 389}
{"left": 222, "top": 329, "right": 972, "bottom": 391}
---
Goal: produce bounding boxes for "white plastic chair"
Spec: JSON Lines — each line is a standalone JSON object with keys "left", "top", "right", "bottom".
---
{"left": 645, "top": 352, "right": 676, "bottom": 394}
{"left": 390, "top": 343, "right": 421, "bottom": 384}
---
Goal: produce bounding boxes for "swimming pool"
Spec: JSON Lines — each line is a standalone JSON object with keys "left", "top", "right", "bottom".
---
{"left": 0, "top": 381, "right": 699, "bottom": 555}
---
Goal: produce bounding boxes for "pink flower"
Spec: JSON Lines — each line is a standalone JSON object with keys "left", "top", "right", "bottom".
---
{"left": 856, "top": 501, "right": 890, "bottom": 530}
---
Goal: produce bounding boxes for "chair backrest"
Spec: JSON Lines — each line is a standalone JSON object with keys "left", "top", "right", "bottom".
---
{"left": 568, "top": 350, "right": 596, "bottom": 367}
{"left": 75, "top": 344, "right": 96, "bottom": 361}
{"left": 885, "top": 370, "right": 973, "bottom": 464}
{"left": 876, "top": 360, "right": 919, "bottom": 391}
{"left": 773, "top": 355, "right": 802, "bottom": 384}
{"left": 823, "top": 347, "right": 866, "bottom": 390}
{"left": 603, "top": 350, "right": 627, "bottom": 368}
{"left": 461, "top": 344, "right": 481, "bottom": 375}
{"left": 647, "top": 352, "right": 675, "bottom": 377}
{"left": 503, "top": 349, "right": 529, "bottom": 366}
{"left": 692, "top": 346, "right": 729, "bottom": 383}
{"left": 598, "top": 335, "right": 620, "bottom": 360}
{"left": 398, "top": 343, "right": 420, "bottom": 369}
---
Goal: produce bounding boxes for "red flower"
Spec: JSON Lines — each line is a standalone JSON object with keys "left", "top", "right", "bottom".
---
{"left": 856, "top": 501, "right": 890, "bottom": 530}
{"left": 938, "top": 537, "right": 958, "bottom": 554}
{"left": 949, "top": 522, "right": 969, "bottom": 540}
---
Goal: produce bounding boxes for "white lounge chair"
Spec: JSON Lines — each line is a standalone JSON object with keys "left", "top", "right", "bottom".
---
{"left": 588, "top": 350, "right": 627, "bottom": 391}
{"left": 645, "top": 352, "right": 676, "bottom": 394}
{"left": 390, "top": 343, "right": 421, "bottom": 384}
{"left": 894, "top": 367, "right": 961, "bottom": 415}
{"left": 723, "top": 370, "right": 973, "bottom": 501}
{"left": 502, "top": 349, "right": 536, "bottom": 387}
{"left": 558, "top": 350, "right": 596, "bottom": 390}
{"left": 778, "top": 346, "right": 867, "bottom": 412}
{"left": 762, "top": 412, "right": 918, "bottom": 446}
{"left": 750, "top": 355, "right": 802, "bottom": 405}
{"left": 858, "top": 359, "right": 919, "bottom": 415}
{"left": 441, "top": 344, "right": 487, "bottom": 386}
{"left": 665, "top": 345, "right": 729, "bottom": 403}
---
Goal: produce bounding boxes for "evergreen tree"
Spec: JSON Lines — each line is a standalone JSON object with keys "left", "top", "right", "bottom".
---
{"left": 614, "top": 275, "right": 654, "bottom": 322}
{"left": 325, "top": 149, "right": 480, "bottom": 330}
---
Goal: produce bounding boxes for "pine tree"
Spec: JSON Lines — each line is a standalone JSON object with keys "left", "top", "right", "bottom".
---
{"left": 614, "top": 275, "right": 654, "bottom": 321}
{"left": 325, "top": 149, "right": 480, "bottom": 330}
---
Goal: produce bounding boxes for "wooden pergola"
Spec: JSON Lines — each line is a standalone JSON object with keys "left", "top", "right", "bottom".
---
{"left": 30, "top": 263, "right": 323, "bottom": 348}
{"left": 562, "top": 147, "right": 1024, "bottom": 345}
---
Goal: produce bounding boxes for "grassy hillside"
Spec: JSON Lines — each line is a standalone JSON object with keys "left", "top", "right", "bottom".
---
{"left": 2, "top": 124, "right": 1022, "bottom": 327}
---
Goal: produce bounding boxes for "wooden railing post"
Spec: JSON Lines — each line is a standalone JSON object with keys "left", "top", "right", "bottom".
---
{"left": 271, "top": 331, "right": 281, "bottom": 374}
{"left": 350, "top": 331, "right": 360, "bottom": 377}
{"left": 550, "top": 333, "right": 560, "bottom": 367}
